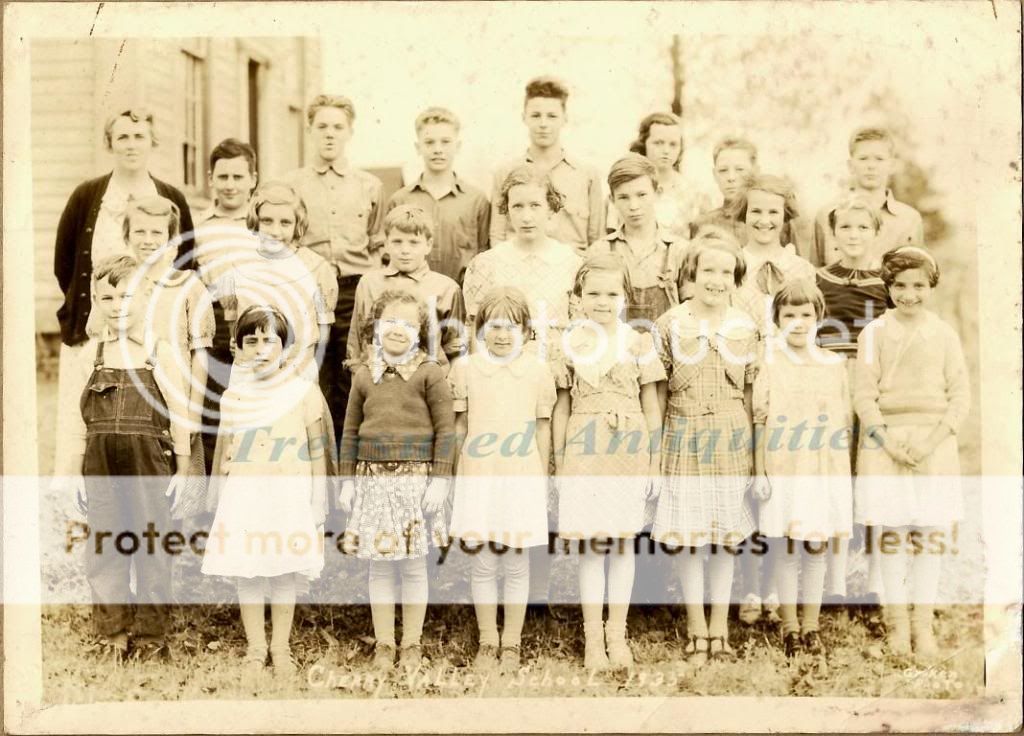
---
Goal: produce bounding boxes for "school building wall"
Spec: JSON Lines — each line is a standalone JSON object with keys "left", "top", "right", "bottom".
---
{"left": 31, "top": 37, "right": 321, "bottom": 335}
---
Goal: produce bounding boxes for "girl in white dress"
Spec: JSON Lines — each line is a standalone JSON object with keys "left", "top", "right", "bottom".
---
{"left": 751, "top": 280, "right": 853, "bottom": 660}
{"left": 854, "top": 247, "right": 969, "bottom": 661}
{"left": 202, "top": 306, "right": 327, "bottom": 677}
{"left": 552, "top": 255, "right": 665, "bottom": 671}
{"left": 448, "top": 287, "right": 556, "bottom": 674}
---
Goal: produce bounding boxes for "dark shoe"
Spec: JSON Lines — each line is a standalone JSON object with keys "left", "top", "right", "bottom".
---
{"left": 683, "top": 635, "right": 709, "bottom": 667}
{"left": 129, "top": 638, "right": 170, "bottom": 663}
{"left": 707, "top": 635, "right": 736, "bottom": 662}
{"left": 97, "top": 633, "right": 129, "bottom": 663}
{"left": 802, "top": 630, "right": 824, "bottom": 657}
{"left": 784, "top": 632, "right": 802, "bottom": 659}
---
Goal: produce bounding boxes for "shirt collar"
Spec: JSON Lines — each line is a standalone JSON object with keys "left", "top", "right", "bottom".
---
{"left": 500, "top": 238, "right": 573, "bottom": 265}
{"left": 606, "top": 226, "right": 676, "bottom": 248}
{"left": 313, "top": 160, "right": 349, "bottom": 177}
{"left": 669, "top": 301, "right": 757, "bottom": 341}
{"left": 97, "top": 322, "right": 149, "bottom": 347}
{"left": 198, "top": 206, "right": 248, "bottom": 225}
{"left": 846, "top": 187, "right": 899, "bottom": 214}
{"left": 410, "top": 173, "right": 466, "bottom": 197}
{"left": 369, "top": 347, "right": 427, "bottom": 384}
{"left": 879, "top": 309, "right": 939, "bottom": 339}
{"left": 383, "top": 263, "right": 431, "bottom": 281}
{"left": 471, "top": 348, "right": 531, "bottom": 378}
{"left": 524, "top": 148, "right": 577, "bottom": 169}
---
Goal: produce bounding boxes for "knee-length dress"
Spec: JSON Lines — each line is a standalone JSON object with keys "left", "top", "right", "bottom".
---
{"left": 557, "top": 324, "right": 666, "bottom": 539}
{"left": 853, "top": 311, "right": 970, "bottom": 528}
{"left": 755, "top": 348, "right": 853, "bottom": 541}
{"left": 651, "top": 303, "right": 759, "bottom": 548}
{"left": 448, "top": 351, "right": 556, "bottom": 549}
{"left": 202, "top": 373, "right": 325, "bottom": 580}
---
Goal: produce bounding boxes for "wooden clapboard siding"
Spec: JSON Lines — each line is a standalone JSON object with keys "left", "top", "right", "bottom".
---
{"left": 33, "top": 37, "right": 321, "bottom": 334}
{"left": 31, "top": 39, "right": 96, "bottom": 334}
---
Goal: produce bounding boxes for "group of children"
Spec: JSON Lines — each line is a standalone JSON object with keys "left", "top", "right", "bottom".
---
{"left": 59, "top": 77, "right": 968, "bottom": 681}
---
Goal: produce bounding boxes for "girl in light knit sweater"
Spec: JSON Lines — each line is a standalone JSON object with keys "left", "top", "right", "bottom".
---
{"left": 338, "top": 290, "right": 456, "bottom": 672}
{"left": 853, "top": 247, "right": 969, "bottom": 662}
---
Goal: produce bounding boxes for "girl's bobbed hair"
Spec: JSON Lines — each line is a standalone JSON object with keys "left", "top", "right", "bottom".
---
{"left": 234, "top": 305, "right": 295, "bottom": 351}
{"left": 739, "top": 174, "right": 800, "bottom": 224}
{"left": 474, "top": 286, "right": 533, "bottom": 340}
{"left": 496, "top": 165, "right": 563, "bottom": 216}
{"left": 364, "top": 289, "right": 431, "bottom": 356}
{"left": 628, "top": 112, "right": 684, "bottom": 170}
{"left": 572, "top": 254, "right": 634, "bottom": 304}
{"left": 122, "top": 195, "right": 181, "bottom": 246}
{"left": 246, "top": 181, "right": 309, "bottom": 243}
{"left": 682, "top": 225, "right": 747, "bottom": 287}
{"left": 880, "top": 246, "right": 940, "bottom": 292}
{"left": 771, "top": 278, "right": 826, "bottom": 325}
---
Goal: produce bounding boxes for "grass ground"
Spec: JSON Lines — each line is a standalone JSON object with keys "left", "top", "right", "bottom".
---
{"left": 35, "top": 371, "right": 986, "bottom": 703}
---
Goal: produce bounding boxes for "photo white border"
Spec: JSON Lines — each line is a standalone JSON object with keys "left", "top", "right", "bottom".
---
{"left": 3, "top": 1, "right": 1021, "bottom": 732}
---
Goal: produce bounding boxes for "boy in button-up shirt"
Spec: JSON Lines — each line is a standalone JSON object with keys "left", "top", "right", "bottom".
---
{"left": 347, "top": 205, "right": 465, "bottom": 370}
{"left": 386, "top": 107, "right": 490, "bottom": 284}
{"left": 812, "top": 127, "right": 924, "bottom": 268}
{"left": 489, "top": 77, "right": 604, "bottom": 255}
{"left": 282, "top": 94, "right": 386, "bottom": 438}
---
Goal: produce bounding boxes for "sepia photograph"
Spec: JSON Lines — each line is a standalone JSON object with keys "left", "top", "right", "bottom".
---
{"left": 2, "top": 1, "right": 1021, "bottom": 733}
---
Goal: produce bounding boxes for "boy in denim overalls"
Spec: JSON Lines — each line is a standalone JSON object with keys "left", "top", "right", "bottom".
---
{"left": 61, "top": 254, "right": 190, "bottom": 661}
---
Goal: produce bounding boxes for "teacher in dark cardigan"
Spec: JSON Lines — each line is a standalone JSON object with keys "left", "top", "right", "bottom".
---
{"left": 52, "top": 108, "right": 195, "bottom": 475}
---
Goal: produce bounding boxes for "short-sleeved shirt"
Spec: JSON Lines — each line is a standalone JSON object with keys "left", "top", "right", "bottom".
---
{"left": 490, "top": 149, "right": 604, "bottom": 252}
{"left": 281, "top": 162, "right": 385, "bottom": 277}
{"left": 816, "top": 263, "right": 888, "bottom": 353}
{"left": 654, "top": 303, "right": 759, "bottom": 416}
{"left": 214, "top": 247, "right": 333, "bottom": 353}
{"left": 813, "top": 188, "right": 924, "bottom": 268}
{"left": 84, "top": 268, "right": 215, "bottom": 367}
{"left": 733, "top": 244, "right": 817, "bottom": 338}
{"left": 194, "top": 208, "right": 256, "bottom": 289}
{"left": 385, "top": 174, "right": 490, "bottom": 282}
{"left": 462, "top": 238, "right": 583, "bottom": 328}
{"left": 347, "top": 263, "right": 466, "bottom": 365}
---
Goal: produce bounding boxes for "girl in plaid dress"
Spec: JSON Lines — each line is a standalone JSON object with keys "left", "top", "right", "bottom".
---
{"left": 337, "top": 290, "right": 456, "bottom": 672}
{"left": 652, "top": 231, "right": 758, "bottom": 663}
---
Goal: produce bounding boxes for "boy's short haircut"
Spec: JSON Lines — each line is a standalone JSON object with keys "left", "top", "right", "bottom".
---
{"left": 384, "top": 204, "right": 434, "bottom": 240}
{"left": 771, "top": 278, "right": 826, "bottom": 325}
{"left": 741, "top": 174, "right": 800, "bottom": 223}
{"left": 92, "top": 254, "right": 139, "bottom": 288}
{"left": 607, "top": 153, "right": 660, "bottom": 195}
{"left": 415, "top": 107, "right": 460, "bottom": 134}
{"left": 306, "top": 94, "right": 356, "bottom": 125}
{"left": 234, "top": 305, "right": 295, "bottom": 350}
{"left": 474, "top": 286, "right": 533, "bottom": 339}
{"left": 122, "top": 195, "right": 181, "bottom": 245}
{"left": 363, "top": 290, "right": 431, "bottom": 355}
{"left": 103, "top": 108, "right": 157, "bottom": 149}
{"left": 880, "top": 246, "right": 939, "bottom": 288}
{"left": 209, "top": 137, "right": 257, "bottom": 174}
{"left": 497, "top": 165, "right": 563, "bottom": 215}
{"left": 629, "top": 112, "right": 684, "bottom": 170}
{"left": 828, "top": 196, "right": 882, "bottom": 233}
{"left": 712, "top": 136, "right": 758, "bottom": 166}
{"left": 848, "top": 126, "right": 896, "bottom": 156}
{"left": 246, "top": 181, "right": 309, "bottom": 242}
{"left": 524, "top": 76, "right": 569, "bottom": 108}
{"left": 682, "top": 226, "right": 747, "bottom": 287}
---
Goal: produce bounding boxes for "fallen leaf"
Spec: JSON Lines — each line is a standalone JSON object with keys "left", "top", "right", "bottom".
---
{"left": 207, "top": 641, "right": 222, "bottom": 651}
